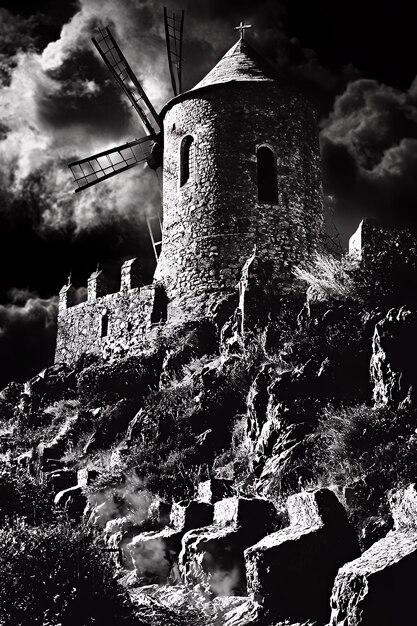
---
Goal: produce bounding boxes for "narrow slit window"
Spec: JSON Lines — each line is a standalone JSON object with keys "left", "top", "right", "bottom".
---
{"left": 180, "top": 135, "right": 195, "bottom": 187}
{"left": 101, "top": 313, "right": 109, "bottom": 338}
{"left": 257, "top": 146, "right": 278, "bottom": 203}
{"left": 151, "top": 286, "right": 168, "bottom": 325}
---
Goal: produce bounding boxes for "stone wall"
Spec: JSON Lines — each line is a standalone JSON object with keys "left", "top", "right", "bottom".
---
{"left": 155, "top": 80, "right": 324, "bottom": 322}
{"left": 55, "top": 259, "right": 160, "bottom": 365}
{"left": 349, "top": 218, "right": 417, "bottom": 264}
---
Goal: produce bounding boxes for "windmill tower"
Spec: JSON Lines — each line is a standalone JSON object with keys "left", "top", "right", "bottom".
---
{"left": 68, "top": 14, "right": 324, "bottom": 326}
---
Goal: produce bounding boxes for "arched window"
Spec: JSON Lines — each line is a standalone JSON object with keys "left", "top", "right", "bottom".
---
{"left": 151, "top": 285, "right": 168, "bottom": 325}
{"left": 101, "top": 313, "right": 109, "bottom": 338}
{"left": 180, "top": 135, "right": 195, "bottom": 187}
{"left": 257, "top": 146, "right": 278, "bottom": 203}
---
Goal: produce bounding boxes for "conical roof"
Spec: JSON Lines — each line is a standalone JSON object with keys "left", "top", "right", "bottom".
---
{"left": 191, "top": 38, "right": 278, "bottom": 91}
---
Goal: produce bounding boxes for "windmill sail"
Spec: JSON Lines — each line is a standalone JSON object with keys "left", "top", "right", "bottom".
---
{"left": 68, "top": 136, "right": 153, "bottom": 192}
{"left": 92, "top": 27, "right": 161, "bottom": 137}
{"left": 163, "top": 7, "right": 184, "bottom": 96}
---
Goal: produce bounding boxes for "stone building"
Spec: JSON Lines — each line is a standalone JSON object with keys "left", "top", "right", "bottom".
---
{"left": 55, "top": 36, "right": 324, "bottom": 365}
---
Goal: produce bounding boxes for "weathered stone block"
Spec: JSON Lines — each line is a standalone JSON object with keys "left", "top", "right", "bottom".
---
{"left": 245, "top": 489, "right": 360, "bottom": 623}
{"left": 148, "top": 499, "right": 172, "bottom": 526}
{"left": 170, "top": 500, "right": 214, "bottom": 531}
{"left": 54, "top": 485, "right": 87, "bottom": 520}
{"left": 197, "top": 478, "right": 233, "bottom": 504}
{"left": 124, "top": 500, "right": 213, "bottom": 584}
{"left": 77, "top": 468, "right": 100, "bottom": 487}
{"left": 330, "top": 484, "right": 417, "bottom": 626}
{"left": 214, "top": 496, "right": 275, "bottom": 529}
{"left": 180, "top": 497, "right": 278, "bottom": 596}
{"left": 124, "top": 527, "right": 183, "bottom": 583}
{"left": 45, "top": 469, "right": 77, "bottom": 492}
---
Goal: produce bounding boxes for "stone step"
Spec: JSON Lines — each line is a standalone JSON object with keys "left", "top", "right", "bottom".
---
{"left": 244, "top": 488, "right": 360, "bottom": 624}
{"left": 179, "top": 496, "right": 279, "bottom": 596}
{"left": 123, "top": 500, "right": 214, "bottom": 584}
{"left": 330, "top": 483, "right": 417, "bottom": 626}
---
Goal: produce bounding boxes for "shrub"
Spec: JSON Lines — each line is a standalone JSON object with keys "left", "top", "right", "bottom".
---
{"left": 0, "top": 519, "right": 137, "bottom": 626}
{"left": 311, "top": 404, "right": 417, "bottom": 542}
{"left": 294, "top": 252, "right": 355, "bottom": 300}
{"left": 0, "top": 466, "right": 55, "bottom": 525}
{"left": 12, "top": 399, "right": 80, "bottom": 454}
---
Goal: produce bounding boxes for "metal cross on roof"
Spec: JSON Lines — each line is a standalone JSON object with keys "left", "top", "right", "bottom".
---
{"left": 234, "top": 21, "right": 252, "bottom": 40}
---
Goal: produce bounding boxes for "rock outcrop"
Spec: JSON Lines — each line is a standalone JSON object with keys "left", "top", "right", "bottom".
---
{"left": 197, "top": 478, "right": 234, "bottom": 504}
{"left": 245, "top": 488, "right": 360, "bottom": 624}
{"left": 330, "top": 483, "right": 417, "bottom": 625}
{"left": 371, "top": 307, "right": 417, "bottom": 408}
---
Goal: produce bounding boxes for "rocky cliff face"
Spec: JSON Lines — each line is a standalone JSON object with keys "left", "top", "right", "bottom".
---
{"left": 2, "top": 256, "right": 417, "bottom": 625}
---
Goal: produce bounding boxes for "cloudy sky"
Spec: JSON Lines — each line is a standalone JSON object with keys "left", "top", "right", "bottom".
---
{"left": 0, "top": 0, "right": 416, "bottom": 388}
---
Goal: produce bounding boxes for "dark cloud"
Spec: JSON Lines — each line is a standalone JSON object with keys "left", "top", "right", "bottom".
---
{"left": 321, "top": 78, "right": 417, "bottom": 241}
{"left": 0, "top": 289, "right": 58, "bottom": 388}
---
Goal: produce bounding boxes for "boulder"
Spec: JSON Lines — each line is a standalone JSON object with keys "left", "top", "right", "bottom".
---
{"left": 330, "top": 483, "right": 417, "bottom": 625}
{"left": 245, "top": 489, "right": 360, "bottom": 624}
{"left": 77, "top": 467, "right": 100, "bottom": 487}
{"left": 197, "top": 478, "right": 234, "bottom": 504}
{"left": 45, "top": 469, "right": 77, "bottom": 492}
{"left": 179, "top": 497, "right": 279, "bottom": 596}
{"left": 54, "top": 485, "right": 87, "bottom": 520}
{"left": 148, "top": 499, "right": 171, "bottom": 526}
{"left": 370, "top": 307, "right": 417, "bottom": 408}
{"left": 124, "top": 500, "right": 213, "bottom": 584}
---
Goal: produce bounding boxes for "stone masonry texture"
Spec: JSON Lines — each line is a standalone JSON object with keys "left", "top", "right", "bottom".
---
{"left": 56, "top": 39, "right": 324, "bottom": 362}
{"left": 55, "top": 263, "right": 157, "bottom": 365}
{"left": 156, "top": 53, "right": 324, "bottom": 322}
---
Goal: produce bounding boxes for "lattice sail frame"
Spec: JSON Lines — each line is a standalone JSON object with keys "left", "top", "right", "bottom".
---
{"left": 163, "top": 7, "right": 184, "bottom": 96}
{"left": 68, "top": 136, "right": 153, "bottom": 192}
{"left": 92, "top": 27, "right": 161, "bottom": 137}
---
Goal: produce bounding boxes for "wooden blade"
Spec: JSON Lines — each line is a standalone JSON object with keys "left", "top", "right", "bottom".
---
{"left": 163, "top": 7, "right": 184, "bottom": 96}
{"left": 68, "top": 136, "right": 153, "bottom": 192}
{"left": 92, "top": 27, "right": 161, "bottom": 137}
{"left": 147, "top": 214, "right": 163, "bottom": 261}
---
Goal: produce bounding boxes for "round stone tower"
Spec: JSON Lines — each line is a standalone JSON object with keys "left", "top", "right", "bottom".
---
{"left": 154, "top": 37, "right": 324, "bottom": 322}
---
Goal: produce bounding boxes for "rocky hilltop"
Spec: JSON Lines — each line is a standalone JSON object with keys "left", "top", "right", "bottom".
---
{"left": 2, "top": 241, "right": 417, "bottom": 626}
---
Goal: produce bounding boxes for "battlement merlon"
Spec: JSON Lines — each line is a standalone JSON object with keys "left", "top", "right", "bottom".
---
{"left": 58, "top": 258, "right": 143, "bottom": 313}
{"left": 88, "top": 269, "right": 107, "bottom": 302}
{"left": 58, "top": 284, "right": 77, "bottom": 313}
{"left": 121, "top": 258, "right": 142, "bottom": 291}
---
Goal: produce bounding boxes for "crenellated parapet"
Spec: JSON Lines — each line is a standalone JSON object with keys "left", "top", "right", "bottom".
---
{"left": 54, "top": 258, "right": 166, "bottom": 365}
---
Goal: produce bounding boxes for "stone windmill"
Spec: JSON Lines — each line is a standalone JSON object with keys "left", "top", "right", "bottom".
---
{"left": 63, "top": 14, "right": 324, "bottom": 340}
